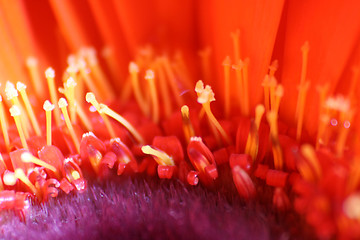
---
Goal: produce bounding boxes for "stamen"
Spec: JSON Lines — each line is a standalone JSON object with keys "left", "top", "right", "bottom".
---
{"left": 262, "top": 75, "right": 270, "bottom": 112}
{"left": 198, "top": 47, "right": 212, "bottom": 83}
{"left": 16, "top": 82, "right": 41, "bottom": 136}
{"left": 10, "top": 105, "right": 28, "bottom": 149}
{"left": 155, "top": 59, "right": 172, "bottom": 118}
{"left": 299, "top": 144, "right": 321, "bottom": 181}
{"left": 14, "top": 168, "right": 37, "bottom": 196}
{"left": 45, "top": 67, "right": 61, "bottom": 126}
{"left": 245, "top": 105, "right": 265, "bottom": 161}
{"left": 223, "top": 56, "right": 231, "bottom": 118}
{"left": 145, "top": 70, "right": 159, "bottom": 123}
{"left": 269, "top": 60, "right": 279, "bottom": 78}
{"left": 21, "top": 152, "right": 57, "bottom": 173}
{"left": 64, "top": 77, "right": 77, "bottom": 123}
{"left": 25, "top": 57, "right": 45, "bottom": 98}
{"left": 336, "top": 114, "right": 352, "bottom": 157}
{"left": 86, "top": 92, "right": 116, "bottom": 139}
{"left": 58, "top": 98, "right": 80, "bottom": 153}
{"left": 230, "top": 29, "right": 241, "bottom": 63}
{"left": 195, "top": 80, "right": 232, "bottom": 145}
{"left": 85, "top": 48, "right": 115, "bottom": 100}
{"left": 232, "top": 61, "right": 245, "bottom": 114}
{"left": 76, "top": 102, "right": 94, "bottom": 132}
{"left": 181, "top": 105, "right": 195, "bottom": 143}
{"left": 5, "top": 81, "right": 30, "bottom": 138}
{"left": 141, "top": 145, "right": 175, "bottom": 166}
{"left": 296, "top": 81, "right": 310, "bottom": 141}
{"left": 160, "top": 57, "right": 184, "bottom": 107}
{"left": 98, "top": 103, "right": 144, "bottom": 144}
{"left": 242, "top": 58, "right": 250, "bottom": 116}
{"left": 102, "top": 47, "right": 122, "bottom": 88}
{"left": 43, "top": 100, "right": 54, "bottom": 146}
{"left": 266, "top": 111, "right": 283, "bottom": 170}
{"left": 0, "top": 96, "right": 10, "bottom": 151}
{"left": 129, "top": 62, "right": 149, "bottom": 116}
{"left": 274, "top": 84, "right": 284, "bottom": 115}
{"left": 315, "top": 84, "right": 329, "bottom": 149}
{"left": 268, "top": 76, "right": 277, "bottom": 112}
{"left": 78, "top": 59, "right": 102, "bottom": 101}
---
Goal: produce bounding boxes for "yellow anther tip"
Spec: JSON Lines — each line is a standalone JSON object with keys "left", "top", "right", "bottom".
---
{"left": 222, "top": 56, "right": 231, "bottom": 66}
{"left": 3, "top": 172, "right": 17, "bottom": 186}
{"left": 145, "top": 70, "right": 155, "bottom": 80}
{"left": 45, "top": 67, "right": 55, "bottom": 78}
{"left": 141, "top": 145, "right": 152, "bottom": 154}
{"left": 21, "top": 152, "right": 33, "bottom": 162}
{"left": 66, "top": 77, "right": 77, "bottom": 88}
{"left": 58, "top": 98, "right": 68, "bottom": 108}
{"left": 129, "top": 62, "right": 139, "bottom": 73}
{"left": 85, "top": 92, "right": 96, "bottom": 103}
{"left": 43, "top": 100, "right": 55, "bottom": 111}
{"left": 26, "top": 57, "right": 38, "bottom": 66}
{"left": 16, "top": 82, "right": 27, "bottom": 92}
{"left": 5, "top": 81, "right": 18, "bottom": 100}
{"left": 181, "top": 105, "right": 189, "bottom": 114}
{"left": 9, "top": 105, "right": 21, "bottom": 117}
{"left": 255, "top": 104, "right": 265, "bottom": 116}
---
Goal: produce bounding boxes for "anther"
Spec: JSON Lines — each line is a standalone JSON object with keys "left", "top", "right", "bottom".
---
{"left": 141, "top": 145, "right": 175, "bottom": 166}
{"left": 299, "top": 144, "right": 321, "bottom": 182}
{"left": 43, "top": 100, "right": 55, "bottom": 146}
{"left": 17, "top": 82, "right": 41, "bottom": 136}
{"left": 64, "top": 77, "right": 77, "bottom": 123}
{"left": 195, "top": 80, "right": 232, "bottom": 145}
{"left": 181, "top": 105, "right": 195, "bottom": 143}
{"left": 145, "top": 70, "right": 159, "bottom": 123}
{"left": 45, "top": 67, "right": 61, "bottom": 126}
{"left": 21, "top": 152, "right": 57, "bottom": 173}
{"left": 86, "top": 92, "right": 116, "bottom": 138}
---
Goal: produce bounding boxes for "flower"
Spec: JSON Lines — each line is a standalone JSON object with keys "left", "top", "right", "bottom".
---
{"left": 0, "top": 0, "right": 359, "bottom": 239}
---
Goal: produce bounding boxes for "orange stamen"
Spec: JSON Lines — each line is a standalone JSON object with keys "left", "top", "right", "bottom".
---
{"left": 160, "top": 57, "right": 184, "bottom": 107}
{"left": 195, "top": 80, "right": 232, "bottom": 145}
{"left": 155, "top": 59, "right": 172, "bottom": 118}
{"left": 99, "top": 103, "right": 144, "bottom": 144}
{"left": 223, "top": 56, "right": 231, "bottom": 118}
{"left": 16, "top": 82, "right": 41, "bottom": 136}
{"left": 129, "top": 62, "right": 149, "bottom": 116}
{"left": 21, "top": 152, "right": 57, "bottom": 173}
{"left": 9, "top": 105, "right": 28, "bottom": 149}
{"left": 43, "top": 100, "right": 54, "bottom": 146}
{"left": 296, "top": 81, "right": 310, "bottom": 141}
{"left": 25, "top": 57, "right": 45, "bottom": 99}
{"left": 0, "top": 96, "right": 10, "bottom": 151}
{"left": 64, "top": 77, "right": 77, "bottom": 123}
{"left": 181, "top": 105, "right": 195, "bottom": 144}
{"left": 86, "top": 92, "right": 116, "bottom": 138}
{"left": 84, "top": 47, "right": 115, "bottom": 100}
{"left": 141, "top": 145, "right": 175, "bottom": 166}
{"left": 262, "top": 75, "right": 271, "bottom": 112}
{"left": 198, "top": 47, "right": 212, "bottom": 83}
{"left": 299, "top": 144, "right": 322, "bottom": 182}
{"left": 145, "top": 70, "right": 159, "bottom": 123}
{"left": 45, "top": 67, "right": 62, "bottom": 126}
{"left": 5, "top": 81, "right": 30, "bottom": 139}
{"left": 230, "top": 29, "right": 241, "bottom": 63}
{"left": 58, "top": 98, "right": 80, "bottom": 153}
{"left": 266, "top": 111, "right": 283, "bottom": 170}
